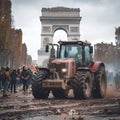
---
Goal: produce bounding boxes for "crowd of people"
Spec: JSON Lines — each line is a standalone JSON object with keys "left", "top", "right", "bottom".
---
{"left": 0, "top": 65, "right": 36, "bottom": 98}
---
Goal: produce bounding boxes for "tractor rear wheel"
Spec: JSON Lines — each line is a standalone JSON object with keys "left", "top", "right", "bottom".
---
{"left": 31, "top": 70, "right": 50, "bottom": 99}
{"left": 72, "top": 71, "right": 92, "bottom": 99}
{"left": 92, "top": 65, "right": 107, "bottom": 98}
{"left": 52, "top": 89, "right": 68, "bottom": 98}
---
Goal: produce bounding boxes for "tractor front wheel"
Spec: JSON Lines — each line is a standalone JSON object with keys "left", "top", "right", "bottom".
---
{"left": 72, "top": 71, "right": 92, "bottom": 99}
{"left": 31, "top": 70, "right": 50, "bottom": 99}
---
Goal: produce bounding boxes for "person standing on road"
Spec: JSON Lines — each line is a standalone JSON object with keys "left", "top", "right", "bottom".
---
{"left": 27, "top": 67, "right": 33, "bottom": 87}
{"left": 21, "top": 66, "right": 32, "bottom": 93}
{"left": 16, "top": 69, "right": 22, "bottom": 90}
{"left": 10, "top": 69, "right": 17, "bottom": 93}
{"left": 3, "top": 67, "right": 10, "bottom": 97}
{"left": 114, "top": 72, "right": 120, "bottom": 89}
{"left": 0, "top": 67, "right": 5, "bottom": 92}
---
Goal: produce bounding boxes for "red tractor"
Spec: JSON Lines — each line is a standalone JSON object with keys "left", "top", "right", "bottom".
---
{"left": 32, "top": 40, "right": 107, "bottom": 99}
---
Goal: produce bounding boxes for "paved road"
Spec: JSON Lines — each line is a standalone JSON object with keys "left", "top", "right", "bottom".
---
{"left": 0, "top": 85, "right": 120, "bottom": 120}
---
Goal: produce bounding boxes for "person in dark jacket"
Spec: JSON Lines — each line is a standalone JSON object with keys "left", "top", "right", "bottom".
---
{"left": 21, "top": 66, "right": 32, "bottom": 92}
{"left": 3, "top": 67, "right": 10, "bottom": 97}
{"left": 0, "top": 67, "right": 5, "bottom": 91}
{"left": 10, "top": 69, "right": 17, "bottom": 93}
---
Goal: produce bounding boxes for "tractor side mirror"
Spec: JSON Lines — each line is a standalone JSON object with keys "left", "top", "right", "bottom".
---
{"left": 50, "top": 48, "right": 55, "bottom": 58}
{"left": 45, "top": 45, "right": 49, "bottom": 52}
{"left": 90, "top": 46, "right": 93, "bottom": 54}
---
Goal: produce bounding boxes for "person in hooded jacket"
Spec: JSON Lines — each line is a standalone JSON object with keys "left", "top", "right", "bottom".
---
{"left": 21, "top": 66, "right": 32, "bottom": 93}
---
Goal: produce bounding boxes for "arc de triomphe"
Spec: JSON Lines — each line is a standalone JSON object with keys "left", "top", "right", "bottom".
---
{"left": 37, "top": 7, "right": 82, "bottom": 66}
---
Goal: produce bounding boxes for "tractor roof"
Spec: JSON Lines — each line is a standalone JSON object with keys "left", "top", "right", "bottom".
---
{"left": 58, "top": 40, "right": 91, "bottom": 45}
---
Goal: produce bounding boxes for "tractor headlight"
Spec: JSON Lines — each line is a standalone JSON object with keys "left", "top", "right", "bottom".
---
{"left": 61, "top": 68, "right": 67, "bottom": 73}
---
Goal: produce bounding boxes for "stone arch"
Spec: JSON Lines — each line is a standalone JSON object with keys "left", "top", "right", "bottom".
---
{"left": 40, "top": 7, "right": 82, "bottom": 48}
{"left": 53, "top": 26, "right": 69, "bottom": 35}
{"left": 53, "top": 28, "right": 68, "bottom": 43}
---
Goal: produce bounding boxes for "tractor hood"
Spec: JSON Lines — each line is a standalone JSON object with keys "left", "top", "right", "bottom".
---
{"left": 51, "top": 58, "right": 75, "bottom": 64}
{"left": 51, "top": 58, "right": 76, "bottom": 78}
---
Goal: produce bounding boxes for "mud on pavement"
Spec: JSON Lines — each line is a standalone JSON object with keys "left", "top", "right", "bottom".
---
{"left": 0, "top": 85, "right": 120, "bottom": 120}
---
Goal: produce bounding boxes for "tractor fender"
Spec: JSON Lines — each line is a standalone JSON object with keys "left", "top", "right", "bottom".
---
{"left": 77, "top": 67, "right": 93, "bottom": 78}
{"left": 77, "top": 67, "right": 91, "bottom": 72}
{"left": 38, "top": 67, "right": 49, "bottom": 71}
{"left": 89, "top": 61, "right": 105, "bottom": 72}
{"left": 38, "top": 67, "right": 50, "bottom": 78}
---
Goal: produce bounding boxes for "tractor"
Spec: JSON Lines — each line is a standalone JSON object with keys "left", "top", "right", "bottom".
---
{"left": 32, "top": 40, "right": 107, "bottom": 99}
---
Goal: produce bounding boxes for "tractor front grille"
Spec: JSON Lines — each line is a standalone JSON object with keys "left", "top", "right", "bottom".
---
{"left": 53, "top": 63, "right": 68, "bottom": 79}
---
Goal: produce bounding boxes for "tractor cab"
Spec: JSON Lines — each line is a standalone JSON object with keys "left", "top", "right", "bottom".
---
{"left": 46, "top": 41, "right": 93, "bottom": 68}
{"left": 58, "top": 41, "right": 93, "bottom": 67}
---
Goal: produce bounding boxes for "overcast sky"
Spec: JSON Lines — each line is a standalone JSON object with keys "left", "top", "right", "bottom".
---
{"left": 11, "top": 0, "right": 120, "bottom": 60}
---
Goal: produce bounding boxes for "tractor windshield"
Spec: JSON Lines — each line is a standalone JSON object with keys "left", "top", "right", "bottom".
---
{"left": 60, "top": 44, "right": 82, "bottom": 61}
